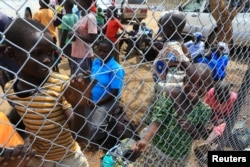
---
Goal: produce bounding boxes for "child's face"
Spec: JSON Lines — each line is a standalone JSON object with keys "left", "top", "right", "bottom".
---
{"left": 97, "top": 42, "right": 112, "bottom": 60}
{"left": 13, "top": 33, "right": 54, "bottom": 78}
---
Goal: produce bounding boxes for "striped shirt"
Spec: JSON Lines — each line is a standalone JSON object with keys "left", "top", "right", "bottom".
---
{"left": 4, "top": 73, "right": 77, "bottom": 161}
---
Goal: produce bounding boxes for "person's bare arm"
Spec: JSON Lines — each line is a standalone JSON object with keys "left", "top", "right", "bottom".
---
{"left": 77, "top": 33, "right": 98, "bottom": 43}
{"left": 68, "top": 31, "right": 98, "bottom": 44}
{"left": 63, "top": 73, "right": 97, "bottom": 137}
{"left": 135, "top": 121, "right": 160, "bottom": 152}
{"left": 182, "top": 43, "right": 192, "bottom": 60}
{"left": 64, "top": 108, "right": 74, "bottom": 130}
{"left": 142, "top": 121, "right": 160, "bottom": 142}
{"left": 177, "top": 116, "right": 202, "bottom": 139}
{"left": 64, "top": 73, "right": 97, "bottom": 107}
{"left": 60, "top": 29, "right": 69, "bottom": 48}
{"left": 180, "top": 61, "right": 199, "bottom": 79}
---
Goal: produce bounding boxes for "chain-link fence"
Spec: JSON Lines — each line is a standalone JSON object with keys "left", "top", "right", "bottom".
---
{"left": 0, "top": 0, "right": 250, "bottom": 166}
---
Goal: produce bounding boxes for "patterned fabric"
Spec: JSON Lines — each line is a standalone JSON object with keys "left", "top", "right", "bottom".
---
{"left": 4, "top": 73, "right": 77, "bottom": 161}
{"left": 153, "top": 41, "right": 189, "bottom": 83}
{"left": 150, "top": 95, "right": 212, "bottom": 159}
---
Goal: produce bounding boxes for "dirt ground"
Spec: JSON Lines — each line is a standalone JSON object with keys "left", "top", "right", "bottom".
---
{"left": 1, "top": 10, "right": 250, "bottom": 166}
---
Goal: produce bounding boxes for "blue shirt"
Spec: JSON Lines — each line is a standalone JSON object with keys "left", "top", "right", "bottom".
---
{"left": 197, "top": 52, "right": 229, "bottom": 81}
{"left": 185, "top": 40, "right": 205, "bottom": 59}
{"left": 91, "top": 57, "right": 125, "bottom": 102}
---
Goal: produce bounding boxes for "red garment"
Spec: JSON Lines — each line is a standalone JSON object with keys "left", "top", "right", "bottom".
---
{"left": 213, "top": 123, "right": 226, "bottom": 136}
{"left": 90, "top": 1, "right": 97, "bottom": 13}
{"left": 204, "top": 88, "right": 237, "bottom": 121}
{"left": 105, "top": 18, "right": 124, "bottom": 43}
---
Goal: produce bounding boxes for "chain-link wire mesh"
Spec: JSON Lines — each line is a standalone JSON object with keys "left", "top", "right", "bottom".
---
{"left": 0, "top": 0, "right": 250, "bottom": 166}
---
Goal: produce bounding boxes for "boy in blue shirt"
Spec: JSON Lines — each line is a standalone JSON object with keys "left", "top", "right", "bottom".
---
{"left": 86, "top": 38, "right": 125, "bottom": 148}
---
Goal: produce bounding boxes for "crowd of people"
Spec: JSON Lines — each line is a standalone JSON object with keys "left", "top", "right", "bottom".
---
{"left": 0, "top": 0, "right": 240, "bottom": 166}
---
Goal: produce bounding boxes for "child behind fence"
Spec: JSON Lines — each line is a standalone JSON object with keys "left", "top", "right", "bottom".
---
{"left": 152, "top": 11, "right": 191, "bottom": 92}
{"left": 133, "top": 63, "right": 213, "bottom": 167}
{"left": 204, "top": 81, "right": 237, "bottom": 144}
{"left": 85, "top": 38, "right": 125, "bottom": 148}
{"left": 132, "top": 11, "right": 214, "bottom": 167}
{"left": 33, "top": 0, "right": 60, "bottom": 72}
{"left": 3, "top": 18, "right": 90, "bottom": 167}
